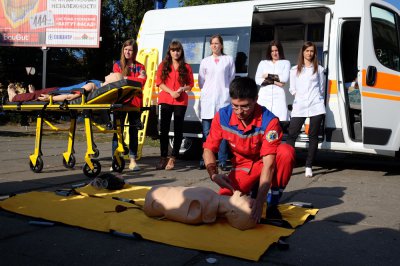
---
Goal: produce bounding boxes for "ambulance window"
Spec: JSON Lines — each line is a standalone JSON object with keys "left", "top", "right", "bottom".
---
{"left": 180, "top": 35, "right": 240, "bottom": 64}
{"left": 371, "top": 5, "right": 400, "bottom": 71}
{"left": 180, "top": 37, "right": 205, "bottom": 65}
{"left": 340, "top": 20, "right": 360, "bottom": 83}
{"left": 164, "top": 27, "right": 250, "bottom": 73}
{"left": 204, "top": 35, "right": 239, "bottom": 58}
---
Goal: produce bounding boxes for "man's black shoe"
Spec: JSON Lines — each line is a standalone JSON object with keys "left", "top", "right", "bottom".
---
{"left": 266, "top": 205, "right": 282, "bottom": 220}
{"left": 260, "top": 218, "right": 292, "bottom": 229}
{"left": 260, "top": 206, "right": 292, "bottom": 229}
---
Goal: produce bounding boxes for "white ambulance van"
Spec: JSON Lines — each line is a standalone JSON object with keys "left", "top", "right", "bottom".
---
{"left": 137, "top": 0, "right": 400, "bottom": 159}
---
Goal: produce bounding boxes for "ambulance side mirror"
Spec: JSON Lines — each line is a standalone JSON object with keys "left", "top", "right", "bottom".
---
{"left": 366, "top": 66, "right": 377, "bottom": 86}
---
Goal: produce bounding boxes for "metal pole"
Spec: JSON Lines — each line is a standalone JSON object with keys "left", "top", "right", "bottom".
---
{"left": 41, "top": 47, "right": 48, "bottom": 89}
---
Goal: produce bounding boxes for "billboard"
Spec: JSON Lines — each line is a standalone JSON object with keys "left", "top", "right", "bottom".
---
{"left": 0, "top": 0, "right": 101, "bottom": 47}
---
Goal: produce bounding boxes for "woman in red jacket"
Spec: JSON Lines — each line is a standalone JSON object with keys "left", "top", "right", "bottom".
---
{"left": 112, "top": 39, "right": 147, "bottom": 171}
{"left": 156, "top": 40, "right": 194, "bottom": 170}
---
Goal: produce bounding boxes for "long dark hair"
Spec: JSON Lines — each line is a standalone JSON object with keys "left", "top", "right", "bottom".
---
{"left": 296, "top": 41, "right": 318, "bottom": 75}
{"left": 266, "top": 40, "right": 285, "bottom": 60}
{"left": 119, "top": 39, "right": 138, "bottom": 76}
{"left": 210, "top": 34, "right": 225, "bottom": 55}
{"left": 161, "top": 40, "right": 189, "bottom": 86}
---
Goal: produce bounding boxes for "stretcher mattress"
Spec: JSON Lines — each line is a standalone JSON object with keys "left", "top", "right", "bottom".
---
{"left": 86, "top": 79, "right": 142, "bottom": 104}
{"left": 1, "top": 79, "right": 142, "bottom": 111}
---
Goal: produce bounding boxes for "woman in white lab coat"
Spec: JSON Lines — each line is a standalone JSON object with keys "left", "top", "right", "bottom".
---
{"left": 287, "top": 41, "right": 326, "bottom": 178}
{"left": 255, "top": 40, "right": 290, "bottom": 122}
{"left": 198, "top": 34, "right": 236, "bottom": 170}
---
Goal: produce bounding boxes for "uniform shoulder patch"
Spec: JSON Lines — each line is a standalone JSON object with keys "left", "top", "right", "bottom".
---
{"left": 265, "top": 130, "right": 278, "bottom": 142}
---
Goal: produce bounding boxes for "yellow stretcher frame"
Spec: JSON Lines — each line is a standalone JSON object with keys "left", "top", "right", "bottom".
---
{"left": 123, "top": 48, "right": 159, "bottom": 160}
{"left": 1, "top": 80, "right": 142, "bottom": 178}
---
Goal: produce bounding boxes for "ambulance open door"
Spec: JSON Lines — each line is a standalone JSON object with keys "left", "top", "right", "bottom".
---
{"left": 359, "top": 0, "right": 400, "bottom": 151}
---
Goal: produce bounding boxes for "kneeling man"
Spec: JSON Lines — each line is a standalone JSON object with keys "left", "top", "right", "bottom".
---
{"left": 203, "top": 77, "right": 295, "bottom": 222}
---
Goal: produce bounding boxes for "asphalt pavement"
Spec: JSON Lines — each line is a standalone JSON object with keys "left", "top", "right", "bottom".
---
{"left": 0, "top": 123, "right": 399, "bottom": 266}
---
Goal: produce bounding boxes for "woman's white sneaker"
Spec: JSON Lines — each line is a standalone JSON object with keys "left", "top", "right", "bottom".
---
{"left": 129, "top": 160, "right": 140, "bottom": 171}
{"left": 305, "top": 167, "right": 313, "bottom": 178}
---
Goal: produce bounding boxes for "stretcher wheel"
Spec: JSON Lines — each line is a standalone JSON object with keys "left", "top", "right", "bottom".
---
{"left": 29, "top": 157, "right": 44, "bottom": 173}
{"left": 93, "top": 148, "right": 100, "bottom": 158}
{"left": 62, "top": 154, "right": 76, "bottom": 169}
{"left": 83, "top": 160, "right": 101, "bottom": 178}
{"left": 123, "top": 146, "right": 129, "bottom": 155}
{"left": 111, "top": 156, "right": 125, "bottom": 173}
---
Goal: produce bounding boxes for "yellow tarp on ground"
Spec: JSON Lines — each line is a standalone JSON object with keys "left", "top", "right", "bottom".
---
{"left": 0, "top": 185, "right": 318, "bottom": 261}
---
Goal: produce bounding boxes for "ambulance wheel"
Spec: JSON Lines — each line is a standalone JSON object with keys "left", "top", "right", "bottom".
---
{"left": 111, "top": 156, "right": 125, "bottom": 173}
{"left": 169, "top": 137, "right": 202, "bottom": 159}
{"left": 29, "top": 157, "right": 44, "bottom": 173}
{"left": 62, "top": 154, "right": 76, "bottom": 169}
{"left": 83, "top": 160, "right": 101, "bottom": 178}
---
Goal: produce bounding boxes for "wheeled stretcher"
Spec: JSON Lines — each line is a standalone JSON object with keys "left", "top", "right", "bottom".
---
{"left": 1, "top": 79, "right": 143, "bottom": 177}
{"left": 1, "top": 48, "right": 158, "bottom": 178}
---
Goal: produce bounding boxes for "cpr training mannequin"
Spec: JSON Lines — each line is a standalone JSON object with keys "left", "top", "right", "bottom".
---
{"left": 143, "top": 186, "right": 257, "bottom": 230}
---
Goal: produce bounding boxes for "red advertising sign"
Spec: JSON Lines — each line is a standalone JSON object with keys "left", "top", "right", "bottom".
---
{"left": 0, "top": 0, "right": 101, "bottom": 47}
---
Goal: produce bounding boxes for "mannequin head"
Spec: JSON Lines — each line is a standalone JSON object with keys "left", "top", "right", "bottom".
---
{"left": 223, "top": 191, "right": 257, "bottom": 230}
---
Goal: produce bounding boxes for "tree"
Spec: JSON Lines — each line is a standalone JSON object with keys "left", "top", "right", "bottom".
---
{"left": 80, "top": 0, "right": 168, "bottom": 79}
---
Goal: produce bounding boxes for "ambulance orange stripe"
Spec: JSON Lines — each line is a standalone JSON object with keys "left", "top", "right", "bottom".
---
{"left": 362, "top": 69, "right": 400, "bottom": 92}
{"left": 328, "top": 80, "right": 337, "bottom": 95}
{"left": 188, "top": 96, "right": 200, "bottom": 99}
{"left": 329, "top": 69, "right": 400, "bottom": 101}
{"left": 362, "top": 91, "right": 400, "bottom": 101}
